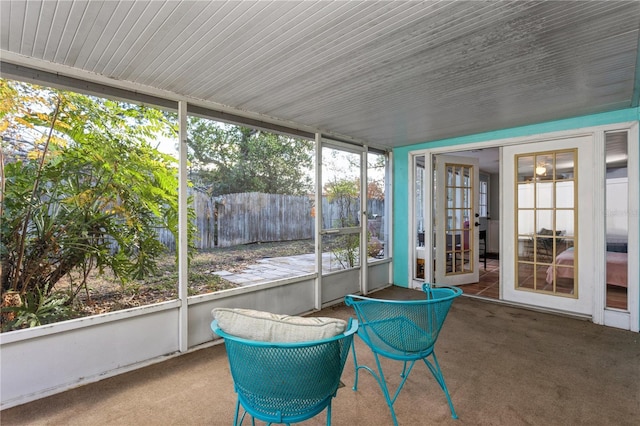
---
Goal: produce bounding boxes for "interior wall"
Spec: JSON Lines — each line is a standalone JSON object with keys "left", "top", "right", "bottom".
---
{"left": 489, "top": 172, "right": 500, "bottom": 221}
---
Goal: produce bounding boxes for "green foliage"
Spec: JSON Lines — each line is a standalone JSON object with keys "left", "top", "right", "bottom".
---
{"left": 367, "top": 234, "right": 384, "bottom": 258}
{"left": 323, "top": 178, "right": 360, "bottom": 268}
{"left": 331, "top": 234, "right": 360, "bottom": 269}
{"left": 1, "top": 289, "right": 73, "bottom": 331}
{"left": 324, "top": 178, "right": 359, "bottom": 228}
{"left": 187, "top": 117, "right": 313, "bottom": 195}
{"left": 1, "top": 79, "right": 190, "bottom": 329}
{"left": 321, "top": 177, "right": 384, "bottom": 265}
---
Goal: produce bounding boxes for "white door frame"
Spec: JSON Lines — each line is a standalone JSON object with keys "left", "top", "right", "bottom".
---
{"left": 434, "top": 154, "right": 480, "bottom": 286}
{"left": 408, "top": 121, "right": 638, "bottom": 331}
{"left": 317, "top": 138, "right": 366, "bottom": 307}
{"left": 599, "top": 124, "right": 639, "bottom": 330}
{"left": 502, "top": 136, "right": 593, "bottom": 315}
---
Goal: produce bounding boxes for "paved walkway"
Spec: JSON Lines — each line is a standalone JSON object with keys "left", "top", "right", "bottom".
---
{"left": 211, "top": 253, "right": 340, "bottom": 285}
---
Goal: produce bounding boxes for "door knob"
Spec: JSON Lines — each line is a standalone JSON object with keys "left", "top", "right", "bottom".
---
{"left": 475, "top": 222, "right": 480, "bottom": 227}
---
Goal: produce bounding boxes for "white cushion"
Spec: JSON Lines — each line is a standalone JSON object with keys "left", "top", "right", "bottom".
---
{"left": 212, "top": 308, "right": 347, "bottom": 342}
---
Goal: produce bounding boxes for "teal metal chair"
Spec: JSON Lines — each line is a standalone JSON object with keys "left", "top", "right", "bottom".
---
{"left": 211, "top": 318, "right": 358, "bottom": 425}
{"left": 345, "top": 284, "right": 462, "bottom": 425}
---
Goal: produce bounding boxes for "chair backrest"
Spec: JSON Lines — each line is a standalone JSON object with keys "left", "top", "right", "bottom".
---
{"left": 345, "top": 286, "right": 461, "bottom": 360}
{"left": 446, "top": 233, "right": 461, "bottom": 250}
{"left": 212, "top": 319, "right": 358, "bottom": 424}
{"left": 538, "top": 228, "right": 562, "bottom": 246}
{"left": 463, "top": 220, "right": 470, "bottom": 250}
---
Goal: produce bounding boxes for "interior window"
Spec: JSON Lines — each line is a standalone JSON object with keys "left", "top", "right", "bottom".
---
{"left": 604, "top": 131, "right": 628, "bottom": 310}
{"left": 515, "top": 150, "right": 577, "bottom": 297}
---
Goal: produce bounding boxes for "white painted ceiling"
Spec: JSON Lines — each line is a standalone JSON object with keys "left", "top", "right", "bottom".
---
{"left": 1, "top": 1, "right": 639, "bottom": 151}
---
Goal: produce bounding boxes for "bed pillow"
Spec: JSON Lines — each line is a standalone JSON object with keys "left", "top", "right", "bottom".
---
{"left": 212, "top": 307, "right": 347, "bottom": 342}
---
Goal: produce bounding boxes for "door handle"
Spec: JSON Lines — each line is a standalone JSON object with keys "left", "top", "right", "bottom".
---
{"left": 475, "top": 222, "right": 481, "bottom": 227}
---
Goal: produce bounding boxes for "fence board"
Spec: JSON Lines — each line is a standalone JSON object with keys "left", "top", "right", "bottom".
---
{"left": 216, "top": 193, "right": 314, "bottom": 247}
{"left": 157, "top": 192, "right": 384, "bottom": 249}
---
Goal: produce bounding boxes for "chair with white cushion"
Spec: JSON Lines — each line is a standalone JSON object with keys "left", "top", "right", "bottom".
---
{"left": 211, "top": 308, "right": 357, "bottom": 426}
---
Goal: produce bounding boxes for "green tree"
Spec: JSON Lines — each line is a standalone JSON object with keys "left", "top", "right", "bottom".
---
{"left": 324, "top": 178, "right": 359, "bottom": 228}
{"left": 187, "top": 117, "right": 313, "bottom": 195}
{"left": 324, "top": 178, "right": 360, "bottom": 268}
{"left": 0, "top": 79, "right": 188, "bottom": 328}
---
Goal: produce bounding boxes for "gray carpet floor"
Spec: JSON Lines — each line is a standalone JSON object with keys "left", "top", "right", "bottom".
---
{"left": 2, "top": 286, "right": 639, "bottom": 425}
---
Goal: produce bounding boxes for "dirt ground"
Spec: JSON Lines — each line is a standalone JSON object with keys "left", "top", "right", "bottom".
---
{"left": 70, "top": 239, "right": 315, "bottom": 318}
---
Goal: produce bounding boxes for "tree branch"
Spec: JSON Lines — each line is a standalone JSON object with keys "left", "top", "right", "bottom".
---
{"left": 13, "top": 95, "right": 62, "bottom": 294}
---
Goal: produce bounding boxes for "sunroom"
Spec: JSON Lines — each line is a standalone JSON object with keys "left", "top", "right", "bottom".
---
{"left": 1, "top": 0, "right": 639, "bottom": 414}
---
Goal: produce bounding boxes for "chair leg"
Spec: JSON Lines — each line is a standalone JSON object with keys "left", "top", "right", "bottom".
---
{"left": 400, "top": 360, "right": 408, "bottom": 378}
{"left": 234, "top": 407, "right": 254, "bottom": 426}
{"left": 353, "top": 350, "right": 417, "bottom": 426}
{"left": 351, "top": 338, "right": 457, "bottom": 423}
{"left": 350, "top": 339, "right": 361, "bottom": 391}
{"left": 233, "top": 399, "right": 241, "bottom": 425}
{"left": 370, "top": 353, "right": 400, "bottom": 426}
{"left": 422, "top": 352, "right": 458, "bottom": 419}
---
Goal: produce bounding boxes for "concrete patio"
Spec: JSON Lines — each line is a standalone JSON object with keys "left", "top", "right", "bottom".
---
{"left": 2, "top": 286, "right": 638, "bottom": 425}
{"left": 212, "top": 253, "right": 354, "bottom": 286}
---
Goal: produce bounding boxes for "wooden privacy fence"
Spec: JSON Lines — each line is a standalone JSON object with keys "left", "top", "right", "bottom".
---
{"left": 158, "top": 192, "right": 384, "bottom": 249}
{"left": 217, "top": 192, "right": 313, "bottom": 247}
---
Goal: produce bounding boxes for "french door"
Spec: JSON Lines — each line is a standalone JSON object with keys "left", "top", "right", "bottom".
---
{"left": 317, "top": 140, "right": 364, "bottom": 304}
{"left": 502, "top": 136, "right": 594, "bottom": 315}
{"left": 434, "top": 155, "right": 480, "bottom": 286}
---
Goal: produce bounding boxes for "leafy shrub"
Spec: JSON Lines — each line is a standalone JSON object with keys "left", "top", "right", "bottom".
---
{"left": 1, "top": 79, "right": 192, "bottom": 330}
{"left": 1, "top": 290, "right": 73, "bottom": 331}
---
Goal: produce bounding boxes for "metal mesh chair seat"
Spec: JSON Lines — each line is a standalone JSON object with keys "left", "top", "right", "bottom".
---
{"left": 345, "top": 284, "right": 462, "bottom": 425}
{"left": 212, "top": 318, "right": 358, "bottom": 425}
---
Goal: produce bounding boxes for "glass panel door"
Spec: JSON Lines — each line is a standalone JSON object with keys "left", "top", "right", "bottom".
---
{"left": 515, "top": 150, "right": 577, "bottom": 297}
{"left": 434, "top": 154, "right": 480, "bottom": 286}
{"left": 605, "top": 131, "right": 628, "bottom": 310}
{"left": 503, "top": 136, "right": 593, "bottom": 315}
{"left": 321, "top": 145, "right": 362, "bottom": 274}
{"left": 414, "top": 155, "right": 426, "bottom": 280}
{"left": 367, "top": 152, "right": 387, "bottom": 262}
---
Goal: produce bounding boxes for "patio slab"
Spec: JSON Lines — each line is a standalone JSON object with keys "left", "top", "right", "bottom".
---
{"left": 2, "top": 287, "right": 638, "bottom": 425}
{"left": 211, "top": 252, "right": 341, "bottom": 286}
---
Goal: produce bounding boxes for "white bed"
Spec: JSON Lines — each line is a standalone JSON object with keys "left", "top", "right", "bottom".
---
{"left": 546, "top": 248, "right": 628, "bottom": 288}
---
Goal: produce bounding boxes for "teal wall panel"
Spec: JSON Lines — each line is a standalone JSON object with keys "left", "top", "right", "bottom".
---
{"left": 392, "top": 108, "right": 640, "bottom": 289}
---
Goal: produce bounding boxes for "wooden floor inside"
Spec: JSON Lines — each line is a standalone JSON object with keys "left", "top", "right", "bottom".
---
{"left": 458, "top": 257, "right": 501, "bottom": 299}
{"left": 606, "top": 285, "right": 628, "bottom": 310}
{"left": 460, "top": 257, "right": 628, "bottom": 310}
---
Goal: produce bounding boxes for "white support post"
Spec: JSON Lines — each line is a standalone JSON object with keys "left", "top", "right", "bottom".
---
{"left": 424, "top": 153, "right": 434, "bottom": 287}
{"left": 592, "top": 131, "right": 606, "bottom": 326}
{"left": 361, "top": 148, "right": 369, "bottom": 294}
{"left": 314, "top": 133, "right": 323, "bottom": 310}
{"left": 178, "top": 101, "right": 189, "bottom": 352}
{"left": 386, "top": 150, "right": 394, "bottom": 285}
{"left": 627, "top": 122, "right": 639, "bottom": 332}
